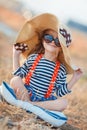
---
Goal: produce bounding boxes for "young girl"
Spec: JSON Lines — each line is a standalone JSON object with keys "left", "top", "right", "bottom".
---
{"left": 10, "top": 13, "right": 83, "bottom": 111}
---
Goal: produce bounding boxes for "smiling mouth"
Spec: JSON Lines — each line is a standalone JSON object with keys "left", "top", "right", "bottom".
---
{"left": 48, "top": 43, "right": 57, "bottom": 47}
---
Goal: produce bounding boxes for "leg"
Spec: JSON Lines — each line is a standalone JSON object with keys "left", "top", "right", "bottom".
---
{"left": 10, "top": 76, "right": 29, "bottom": 101}
{"left": 32, "top": 98, "right": 68, "bottom": 111}
{"left": 10, "top": 76, "right": 67, "bottom": 111}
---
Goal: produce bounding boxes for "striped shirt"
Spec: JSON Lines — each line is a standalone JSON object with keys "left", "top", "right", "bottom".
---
{"left": 13, "top": 54, "right": 71, "bottom": 98}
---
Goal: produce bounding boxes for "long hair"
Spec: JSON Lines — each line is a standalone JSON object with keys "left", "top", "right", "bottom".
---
{"left": 27, "top": 29, "right": 52, "bottom": 56}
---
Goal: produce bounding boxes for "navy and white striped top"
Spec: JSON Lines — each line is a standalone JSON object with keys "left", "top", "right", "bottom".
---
{"left": 14, "top": 54, "right": 71, "bottom": 98}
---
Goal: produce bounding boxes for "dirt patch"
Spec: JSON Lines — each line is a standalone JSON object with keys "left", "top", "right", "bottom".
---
{"left": 0, "top": 102, "right": 81, "bottom": 130}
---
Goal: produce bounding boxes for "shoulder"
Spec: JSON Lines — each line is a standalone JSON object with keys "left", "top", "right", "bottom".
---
{"left": 27, "top": 54, "right": 38, "bottom": 60}
{"left": 56, "top": 63, "right": 67, "bottom": 80}
{"left": 25, "top": 54, "right": 38, "bottom": 65}
{"left": 59, "top": 64, "right": 67, "bottom": 75}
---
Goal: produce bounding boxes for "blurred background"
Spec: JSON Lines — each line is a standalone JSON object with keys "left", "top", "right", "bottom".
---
{"left": 0, "top": 0, "right": 87, "bottom": 130}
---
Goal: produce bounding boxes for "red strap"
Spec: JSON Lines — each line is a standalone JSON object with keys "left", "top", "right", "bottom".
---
{"left": 25, "top": 54, "right": 60, "bottom": 98}
{"left": 25, "top": 54, "right": 43, "bottom": 85}
{"left": 44, "top": 61, "right": 60, "bottom": 98}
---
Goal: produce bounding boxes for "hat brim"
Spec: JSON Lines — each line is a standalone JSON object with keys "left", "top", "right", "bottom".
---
{"left": 16, "top": 13, "right": 74, "bottom": 74}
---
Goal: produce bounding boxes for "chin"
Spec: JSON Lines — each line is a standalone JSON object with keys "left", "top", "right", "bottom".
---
{"left": 47, "top": 46, "right": 57, "bottom": 51}
{"left": 46, "top": 48, "right": 57, "bottom": 53}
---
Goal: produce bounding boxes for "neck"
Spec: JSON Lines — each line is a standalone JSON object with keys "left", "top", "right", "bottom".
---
{"left": 43, "top": 51, "right": 58, "bottom": 62}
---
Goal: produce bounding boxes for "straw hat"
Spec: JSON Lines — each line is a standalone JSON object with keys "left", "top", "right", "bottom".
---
{"left": 16, "top": 13, "right": 74, "bottom": 74}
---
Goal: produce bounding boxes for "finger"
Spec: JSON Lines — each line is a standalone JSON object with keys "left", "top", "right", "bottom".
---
{"left": 14, "top": 43, "right": 20, "bottom": 47}
{"left": 22, "top": 44, "right": 28, "bottom": 49}
{"left": 72, "top": 65, "right": 79, "bottom": 70}
{"left": 16, "top": 88, "right": 22, "bottom": 99}
{"left": 16, "top": 88, "right": 19, "bottom": 94}
{"left": 20, "top": 89, "right": 26, "bottom": 100}
{"left": 15, "top": 46, "right": 19, "bottom": 49}
{"left": 25, "top": 47, "right": 28, "bottom": 50}
{"left": 21, "top": 91, "right": 29, "bottom": 101}
{"left": 24, "top": 43, "right": 27, "bottom": 46}
{"left": 14, "top": 46, "right": 22, "bottom": 52}
{"left": 23, "top": 43, "right": 28, "bottom": 47}
{"left": 21, "top": 93, "right": 25, "bottom": 100}
{"left": 21, "top": 93, "right": 27, "bottom": 101}
{"left": 76, "top": 68, "right": 83, "bottom": 73}
{"left": 22, "top": 48, "right": 29, "bottom": 52}
{"left": 15, "top": 49, "right": 22, "bottom": 53}
{"left": 20, "top": 46, "right": 24, "bottom": 49}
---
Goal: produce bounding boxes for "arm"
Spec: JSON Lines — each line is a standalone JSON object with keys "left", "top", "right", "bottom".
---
{"left": 13, "top": 43, "right": 29, "bottom": 71}
{"left": 56, "top": 65, "right": 70, "bottom": 97}
{"left": 13, "top": 45, "right": 21, "bottom": 71}
{"left": 56, "top": 67, "right": 83, "bottom": 97}
{"left": 67, "top": 68, "right": 83, "bottom": 91}
{"left": 13, "top": 43, "right": 30, "bottom": 78}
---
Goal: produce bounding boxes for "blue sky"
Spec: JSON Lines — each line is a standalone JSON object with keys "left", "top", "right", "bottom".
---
{"left": 17, "top": 0, "right": 87, "bottom": 25}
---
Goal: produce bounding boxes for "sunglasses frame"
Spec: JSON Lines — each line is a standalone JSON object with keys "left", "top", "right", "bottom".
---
{"left": 43, "top": 34, "right": 61, "bottom": 47}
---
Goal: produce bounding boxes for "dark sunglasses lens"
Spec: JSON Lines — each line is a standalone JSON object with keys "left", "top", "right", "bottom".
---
{"left": 44, "top": 35, "right": 53, "bottom": 43}
{"left": 44, "top": 34, "right": 61, "bottom": 47}
{"left": 54, "top": 39, "right": 61, "bottom": 47}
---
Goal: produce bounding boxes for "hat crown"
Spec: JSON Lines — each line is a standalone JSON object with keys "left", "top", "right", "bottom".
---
{"left": 30, "top": 13, "right": 59, "bottom": 33}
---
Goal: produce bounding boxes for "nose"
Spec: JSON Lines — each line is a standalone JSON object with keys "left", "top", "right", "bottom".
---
{"left": 51, "top": 40, "right": 55, "bottom": 44}
{"left": 50, "top": 40, "right": 56, "bottom": 46}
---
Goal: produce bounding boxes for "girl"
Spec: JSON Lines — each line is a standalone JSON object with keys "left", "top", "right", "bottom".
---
{"left": 10, "top": 13, "right": 83, "bottom": 111}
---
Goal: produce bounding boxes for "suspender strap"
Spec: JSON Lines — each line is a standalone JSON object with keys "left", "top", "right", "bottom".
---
{"left": 44, "top": 61, "right": 60, "bottom": 98}
{"left": 25, "top": 54, "right": 60, "bottom": 98}
{"left": 25, "top": 54, "right": 43, "bottom": 85}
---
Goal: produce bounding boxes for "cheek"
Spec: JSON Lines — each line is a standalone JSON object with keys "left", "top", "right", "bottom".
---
{"left": 43, "top": 42, "right": 60, "bottom": 52}
{"left": 42, "top": 41, "right": 47, "bottom": 48}
{"left": 42, "top": 40, "right": 62, "bottom": 53}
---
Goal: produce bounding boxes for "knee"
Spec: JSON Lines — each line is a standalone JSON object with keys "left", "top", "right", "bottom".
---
{"left": 10, "top": 76, "right": 21, "bottom": 88}
{"left": 61, "top": 99, "right": 68, "bottom": 111}
{"left": 56, "top": 98, "right": 68, "bottom": 112}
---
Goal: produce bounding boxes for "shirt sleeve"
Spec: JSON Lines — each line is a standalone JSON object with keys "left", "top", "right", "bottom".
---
{"left": 55, "top": 64, "right": 71, "bottom": 97}
{"left": 13, "top": 54, "right": 37, "bottom": 78}
{"left": 13, "top": 62, "right": 29, "bottom": 78}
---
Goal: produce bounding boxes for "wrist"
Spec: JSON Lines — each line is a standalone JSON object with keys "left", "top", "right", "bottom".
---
{"left": 13, "top": 52, "right": 20, "bottom": 57}
{"left": 72, "top": 74, "right": 80, "bottom": 82}
{"left": 72, "top": 75, "right": 77, "bottom": 81}
{"left": 21, "top": 88, "right": 28, "bottom": 94}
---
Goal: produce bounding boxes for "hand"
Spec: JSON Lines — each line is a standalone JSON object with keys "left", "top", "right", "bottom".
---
{"left": 73, "top": 68, "right": 83, "bottom": 81}
{"left": 14, "top": 43, "right": 29, "bottom": 53}
{"left": 13, "top": 45, "right": 22, "bottom": 56}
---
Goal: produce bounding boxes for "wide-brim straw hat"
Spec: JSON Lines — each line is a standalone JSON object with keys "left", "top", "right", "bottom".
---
{"left": 16, "top": 13, "right": 74, "bottom": 74}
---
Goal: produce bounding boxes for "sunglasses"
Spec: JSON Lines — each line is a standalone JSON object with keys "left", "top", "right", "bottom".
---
{"left": 43, "top": 34, "right": 61, "bottom": 47}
